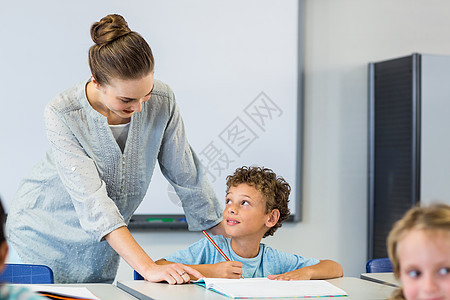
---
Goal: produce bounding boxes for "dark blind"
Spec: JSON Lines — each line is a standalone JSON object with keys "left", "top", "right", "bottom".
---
{"left": 369, "top": 55, "right": 420, "bottom": 258}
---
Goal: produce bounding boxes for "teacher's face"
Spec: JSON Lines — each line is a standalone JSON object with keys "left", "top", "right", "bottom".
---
{"left": 96, "top": 72, "right": 154, "bottom": 119}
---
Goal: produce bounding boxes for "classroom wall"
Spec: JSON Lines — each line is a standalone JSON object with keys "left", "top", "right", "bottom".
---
{"left": 116, "top": 0, "right": 450, "bottom": 280}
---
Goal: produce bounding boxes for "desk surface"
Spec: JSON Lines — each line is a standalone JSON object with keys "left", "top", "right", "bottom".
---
{"left": 117, "top": 277, "right": 397, "bottom": 300}
{"left": 360, "top": 272, "right": 400, "bottom": 287}
{"left": 15, "top": 283, "right": 137, "bottom": 300}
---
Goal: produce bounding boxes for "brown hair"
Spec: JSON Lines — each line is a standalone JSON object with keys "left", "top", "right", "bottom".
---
{"left": 88, "top": 14, "right": 154, "bottom": 85}
{"left": 0, "top": 198, "right": 4, "bottom": 243}
{"left": 226, "top": 166, "right": 291, "bottom": 238}
{"left": 387, "top": 203, "right": 450, "bottom": 300}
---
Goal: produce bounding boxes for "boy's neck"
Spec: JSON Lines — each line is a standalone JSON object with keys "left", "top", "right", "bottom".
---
{"left": 230, "top": 235, "right": 263, "bottom": 258}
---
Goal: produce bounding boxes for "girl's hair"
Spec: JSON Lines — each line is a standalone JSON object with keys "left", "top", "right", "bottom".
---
{"left": 88, "top": 14, "right": 154, "bottom": 86}
{"left": 226, "top": 166, "right": 291, "bottom": 238}
{"left": 387, "top": 203, "right": 450, "bottom": 300}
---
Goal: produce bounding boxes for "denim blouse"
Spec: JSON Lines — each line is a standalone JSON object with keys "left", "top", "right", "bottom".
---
{"left": 6, "top": 78, "right": 222, "bottom": 283}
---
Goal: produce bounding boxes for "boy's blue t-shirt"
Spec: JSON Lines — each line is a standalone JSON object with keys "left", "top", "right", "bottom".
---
{"left": 164, "top": 235, "right": 320, "bottom": 278}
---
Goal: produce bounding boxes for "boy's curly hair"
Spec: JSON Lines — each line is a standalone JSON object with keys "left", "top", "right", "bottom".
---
{"left": 226, "top": 166, "right": 291, "bottom": 238}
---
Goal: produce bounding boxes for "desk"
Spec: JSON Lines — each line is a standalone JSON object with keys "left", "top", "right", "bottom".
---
{"left": 360, "top": 272, "right": 400, "bottom": 287}
{"left": 15, "top": 283, "right": 137, "bottom": 300}
{"left": 117, "top": 277, "right": 396, "bottom": 300}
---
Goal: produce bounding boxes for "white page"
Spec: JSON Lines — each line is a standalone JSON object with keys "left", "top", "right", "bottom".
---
{"left": 27, "top": 285, "right": 100, "bottom": 300}
{"left": 195, "top": 278, "right": 348, "bottom": 298}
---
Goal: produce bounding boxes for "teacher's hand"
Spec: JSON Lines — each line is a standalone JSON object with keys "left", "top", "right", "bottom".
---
{"left": 143, "top": 263, "right": 204, "bottom": 284}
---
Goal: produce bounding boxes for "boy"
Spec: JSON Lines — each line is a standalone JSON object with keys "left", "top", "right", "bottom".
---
{"left": 156, "top": 166, "right": 343, "bottom": 280}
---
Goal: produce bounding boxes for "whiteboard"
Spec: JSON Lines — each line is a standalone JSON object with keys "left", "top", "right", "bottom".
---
{"left": 0, "top": 0, "right": 303, "bottom": 225}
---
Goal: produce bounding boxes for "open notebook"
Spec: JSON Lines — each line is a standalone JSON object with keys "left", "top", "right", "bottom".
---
{"left": 194, "top": 278, "right": 348, "bottom": 298}
{"left": 28, "top": 285, "right": 100, "bottom": 300}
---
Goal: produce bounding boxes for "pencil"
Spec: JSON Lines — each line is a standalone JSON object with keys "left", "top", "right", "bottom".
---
{"left": 37, "top": 291, "right": 95, "bottom": 300}
{"left": 202, "top": 230, "right": 244, "bottom": 279}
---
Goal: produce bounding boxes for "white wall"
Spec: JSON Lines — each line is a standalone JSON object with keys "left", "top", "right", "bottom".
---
{"left": 117, "top": 0, "right": 450, "bottom": 280}
{"left": 421, "top": 55, "right": 450, "bottom": 206}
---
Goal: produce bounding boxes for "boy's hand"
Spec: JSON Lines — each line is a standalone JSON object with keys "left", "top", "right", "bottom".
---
{"left": 267, "top": 268, "right": 312, "bottom": 281}
{"left": 212, "top": 261, "right": 243, "bottom": 279}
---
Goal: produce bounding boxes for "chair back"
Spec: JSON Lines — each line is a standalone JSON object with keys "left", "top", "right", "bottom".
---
{"left": 0, "top": 263, "right": 54, "bottom": 284}
{"left": 134, "top": 270, "right": 144, "bottom": 280}
{"left": 366, "top": 258, "right": 393, "bottom": 273}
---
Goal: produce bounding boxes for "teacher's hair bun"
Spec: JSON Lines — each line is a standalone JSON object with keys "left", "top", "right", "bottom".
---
{"left": 90, "top": 14, "right": 131, "bottom": 46}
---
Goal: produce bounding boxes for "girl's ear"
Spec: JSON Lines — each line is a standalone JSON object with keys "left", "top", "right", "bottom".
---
{"left": 265, "top": 209, "right": 280, "bottom": 228}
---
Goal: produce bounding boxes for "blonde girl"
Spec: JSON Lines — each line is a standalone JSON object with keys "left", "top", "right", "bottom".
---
{"left": 387, "top": 203, "right": 450, "bottom": 300}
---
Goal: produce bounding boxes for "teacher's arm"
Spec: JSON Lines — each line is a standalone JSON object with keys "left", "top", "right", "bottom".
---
{"left": 156, "top": 84, "right": 223, "bottom": 231}
{"left": 105, "top": 226, "right": 203, "bottom": 284}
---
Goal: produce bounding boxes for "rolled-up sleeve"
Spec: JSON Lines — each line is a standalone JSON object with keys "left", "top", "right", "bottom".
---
{"left": 157, "top": 90, "right": 223, "bottom": 231}
{"left": 44, "top": 105, "right": 126, "bottom": 241}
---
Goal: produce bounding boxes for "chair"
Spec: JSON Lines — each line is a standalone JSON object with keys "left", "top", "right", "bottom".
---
{"left": 0, "top": 263, "right": 54, "bottom": 284}
{"left": 366, "top": 258, "right": 393, "bottom": 273}
{"left": 134, "top": 270, "right": 144, "bottom": 280}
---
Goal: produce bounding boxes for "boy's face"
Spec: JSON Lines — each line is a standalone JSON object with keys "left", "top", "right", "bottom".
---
{"left": 223, "top": 183, "right": 274, "bottom": 239}
{"left": 397, "top": 228, "right": 450, "bottom": 300}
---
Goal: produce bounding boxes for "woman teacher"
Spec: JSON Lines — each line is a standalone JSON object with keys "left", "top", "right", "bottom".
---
{"left": 6, "top": 14, "right": 223, "bottom": 284}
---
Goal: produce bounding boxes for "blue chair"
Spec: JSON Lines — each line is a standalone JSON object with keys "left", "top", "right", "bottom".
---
{"left": 366, "top": 258, "right": 393, "bottom": 273}
{"left": 0, "top": 263, "right": 54, "bottom": 284}
{"left": 134, "top": 270, "right": 144, "bottom": 280}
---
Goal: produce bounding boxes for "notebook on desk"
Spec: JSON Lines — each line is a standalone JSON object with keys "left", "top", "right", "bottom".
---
{"left": 193, "top": 278, "right": 348, "bottom": 299}
{"left": 28, "top": 285, "right": 100, "bottom": 300}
